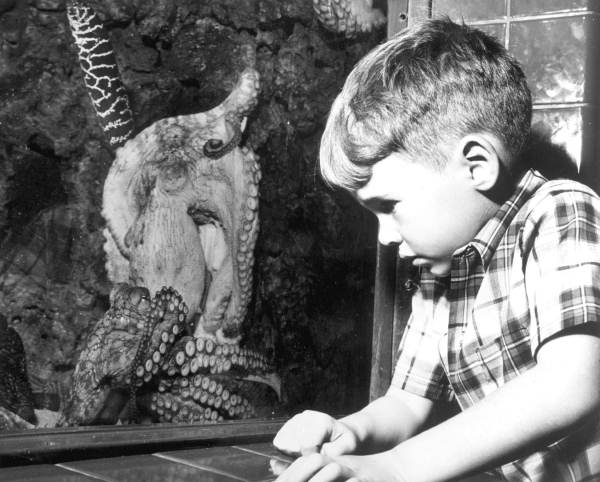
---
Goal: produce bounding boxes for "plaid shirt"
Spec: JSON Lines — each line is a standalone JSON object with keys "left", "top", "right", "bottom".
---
{"left": 391, "top": 169, "right": 600, "bottom": 481}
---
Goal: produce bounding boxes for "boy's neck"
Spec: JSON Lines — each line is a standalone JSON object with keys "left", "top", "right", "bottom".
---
{"left": 483, "top": 161, "right": 519, "bottom": 207}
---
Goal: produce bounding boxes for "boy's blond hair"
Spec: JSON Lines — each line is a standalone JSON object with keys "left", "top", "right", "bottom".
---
{"left": 320, "top": 18, "right": 532, "bottom": 190}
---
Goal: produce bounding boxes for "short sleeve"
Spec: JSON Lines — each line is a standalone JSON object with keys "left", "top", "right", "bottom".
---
{"left": 391, "top": 273, "right": 454, "bottom": 401}
{"left": 522, "top": 182, "right": 600, "bottom": 358}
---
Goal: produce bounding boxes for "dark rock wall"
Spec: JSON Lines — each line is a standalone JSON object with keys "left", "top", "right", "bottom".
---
{"left": 0, "top": 0, "right": 383, "bottom": 419}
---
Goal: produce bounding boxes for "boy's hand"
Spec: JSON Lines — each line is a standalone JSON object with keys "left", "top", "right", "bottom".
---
{"left": 272, "top": 453, "right": 356, "bottom": 482}
{"left": 273, "top": 410, "right": 359, "bottom": 457}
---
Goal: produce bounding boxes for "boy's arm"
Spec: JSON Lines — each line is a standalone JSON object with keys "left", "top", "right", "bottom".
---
{"left": 373, "top": 331, "right": 600, "bottom": 481}
{"left": 276, "top": 332, "right": 600, "bottom": 482}
{"left": 273, "top": 385, "right": 434, "bottom": 457}
{"left": 336, "top": 385, "right": 435, "bottom": 454}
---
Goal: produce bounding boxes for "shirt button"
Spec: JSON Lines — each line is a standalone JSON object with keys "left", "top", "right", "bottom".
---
{"left": 403, "top": 279, "right": 418, "bottom": 292}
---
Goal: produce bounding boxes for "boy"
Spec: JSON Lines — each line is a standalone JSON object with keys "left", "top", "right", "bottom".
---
{"left": 273, "top": 18, "right": 600, "bottom": 482}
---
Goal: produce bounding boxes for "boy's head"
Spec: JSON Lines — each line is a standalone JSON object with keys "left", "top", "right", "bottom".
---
{"left": 319, "top": 17, "right": 532, "bottom": 191}
{"left": 320, "top": 18, "right": 532, "bottom": 275}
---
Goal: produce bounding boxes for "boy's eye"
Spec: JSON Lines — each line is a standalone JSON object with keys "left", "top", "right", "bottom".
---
{"left": 371, "top": 200, "right": 397, "bottom": 214}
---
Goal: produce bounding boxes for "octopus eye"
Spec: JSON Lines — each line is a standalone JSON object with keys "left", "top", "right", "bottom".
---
{"left": 204, "top": 138, "right": 224, "bottom": 153}
{"left": 203, "top": 127, "right": 241, "bottom": 159}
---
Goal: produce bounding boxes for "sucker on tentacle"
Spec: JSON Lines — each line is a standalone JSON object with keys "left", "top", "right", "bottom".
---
{"left": 153, "top": 375, "right": 256, "bottom": 423}
{"left": 127, "top": 286, "right": 188, "bottom": 420}
{"left": 130, "top": 288, "right": 190, "bottom": 388}
{"left": 163, "top": 336, "right": 273, "bottom": 376}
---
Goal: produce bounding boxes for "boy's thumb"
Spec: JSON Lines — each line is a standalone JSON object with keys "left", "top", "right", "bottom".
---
{"left": 320, "top": 431, "right": 356, "bottom": 457}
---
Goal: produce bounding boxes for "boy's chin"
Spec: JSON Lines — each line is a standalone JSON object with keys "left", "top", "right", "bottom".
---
{"left": 415, "top": 259, "right": 451, "bottom": 276}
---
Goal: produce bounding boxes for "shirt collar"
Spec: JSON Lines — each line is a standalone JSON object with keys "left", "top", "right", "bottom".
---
{"left": 466, "top": 169, "right": 547, "bottom": 269}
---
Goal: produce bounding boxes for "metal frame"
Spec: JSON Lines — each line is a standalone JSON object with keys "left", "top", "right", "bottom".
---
{"left": 0, "top": 418, "right": 286, "bottom": 466}
{"left": 369, "top": 0, "right": 431, "bottom": 402}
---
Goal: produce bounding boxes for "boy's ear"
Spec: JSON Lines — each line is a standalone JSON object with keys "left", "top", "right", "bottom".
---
{"left": 456, "top": 133, "right": 503, "bottom": 192}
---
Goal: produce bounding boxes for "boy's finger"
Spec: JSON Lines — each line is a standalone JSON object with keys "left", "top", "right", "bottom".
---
{"left": 275, "top": 453, "right": 330, "bottom": 482}
{"left": 274, "top": 413, "right": 333, "bottom": 455}
{"left": 320, "top": 432, "right": 356, "bottom": 457}
{"left": 270, "top": 458, "right": 291, "bottom": 477}
{"left": 275, "top": 425, "right": 327, "bottom": 455}
{"left": 309, "top": 461, "right": 353, "bottom": 482}
{"left": 300, "top": 444, "right": 321, "bottom": 456}
{"left": 298, "top": 423, "right": 334, "bottom": 455}
{"left": 273, "top": 416, "right": 306, "bottom": 454}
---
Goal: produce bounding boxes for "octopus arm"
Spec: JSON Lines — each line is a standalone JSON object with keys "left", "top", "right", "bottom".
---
{"left": 313, "top": 0, "right": 386, "bottom": 37}
{"left": 195, "top": 255, "right": 233, "bottom": 337}
{"left": 241, "top": 373, "right": 281, "bottom": 401}
{"left": 213, "top": 68, "right": 260, "bottom": 119}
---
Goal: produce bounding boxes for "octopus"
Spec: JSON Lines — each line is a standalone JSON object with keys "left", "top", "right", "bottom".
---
{"left": 312, "top": 0, "right": 386, "bottom": 38}
{"left": 63, "top": 1, "right": 280, "bottom": 426}
{"left": 62, "top": 283, "right": 275, "bottom": 425}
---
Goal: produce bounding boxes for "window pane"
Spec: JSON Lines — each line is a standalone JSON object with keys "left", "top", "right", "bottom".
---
{"left": 509, "top": 17, "right": 598, "bottom": 103}
{"left": 531, "top": 107, "right": 585, "bottom": 168}
{"left": 476, "top": 23, "right": 507, "bottom": 44}
{"left": 432, "top": 0, "right": 507, "bottom": 21}
{"left": 511, "top": 0, "right": 600, "bottom": 16}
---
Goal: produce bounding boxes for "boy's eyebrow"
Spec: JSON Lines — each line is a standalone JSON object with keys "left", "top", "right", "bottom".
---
{"left": 358, "top": 196, "right": 398, "bottom": 212}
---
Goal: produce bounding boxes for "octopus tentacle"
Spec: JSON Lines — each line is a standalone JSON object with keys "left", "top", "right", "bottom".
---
{"left": 164, "top": 336, "right": 272, "bottom": 374}
{"left": 150, "top": 392, "right": 224, "bottom": 424}
{"left": 130, "top": 287, "right": 189, "bottom": 388}
{"left": 161, "top": 335, "right": 280, "bottom": 399}
{"left": 66, "top": 0, "right": 134, "bottom": 147}
{"left": 128, "top": 286, "right": 188, "bottom": 419}
{"left": 220, "top": 69, "right": 261, "bottom": 118}
{"left": 226, "top": 147, "right": 261, "bottom": 337}
{"left": 148, "top": 374, "right": 257, "bottom": 423}
{"left": 312, "top": 0, "right": 386, "bottom": 38}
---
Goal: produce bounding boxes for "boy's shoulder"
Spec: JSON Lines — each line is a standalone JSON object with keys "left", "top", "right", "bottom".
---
{"left": 521, "top": 175, "right": 600, "bottom": 221}
{"left": 534, "top": 176, "right": 597, "bottom": 197}
{"left": 516, "top": 173, "right": 600, "bottom": 245}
